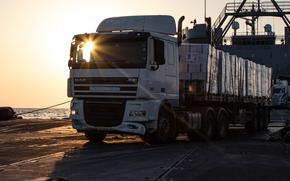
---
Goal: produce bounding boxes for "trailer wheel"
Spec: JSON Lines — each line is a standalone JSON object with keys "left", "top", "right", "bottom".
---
{"left": 261, "top": 108, "right": 270, "bottom": 131}
{"left": 84, "top": 131, "right": 106, "bottom": 142}
{"left": 245, "top": 109, "right": 258, "bottom": 134}
{"left": 257, "top": 108, "right": 269, "bottom": 131}
{"left": 216, "top": 108, "right": 229, "bottom": 140}
{"left": 187, "top": 130, "right": 204, "bottom": 142}
{"left": 257, "top": 108, "right": 263, "bottom": 131}
{"left": 201, "top": 108, "right": 215, "bottom": 141}
{"left": 142, "top": 105, "right": 176, "bottom": 144}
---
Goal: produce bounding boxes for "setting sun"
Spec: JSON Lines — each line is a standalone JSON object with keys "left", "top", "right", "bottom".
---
{"left": 82, "top": 41, "right": 94, "bottom": 62}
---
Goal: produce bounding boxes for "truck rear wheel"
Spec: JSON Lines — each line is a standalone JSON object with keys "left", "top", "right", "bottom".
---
{"left": 142, "top": 105, "right": 176, "bottom": 144}
{"left": 261, "top": 108, "right": 270, "bottom": 131}
{"left": 215, "top": 108, "right": 229, "bottom": 140}
{"left": 245, "top": 109, "right": 258, "bottom": 134}
{"left": 187, "top": 130, "right": 203, "bottom": 142}
{"left": 84, "top": 131, "right": 106, "bottom": 142}
{"left": 202, "top": 108, "right": 215, "bottom": 140}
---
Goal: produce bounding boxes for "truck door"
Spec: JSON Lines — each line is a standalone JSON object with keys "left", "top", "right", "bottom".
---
{"left": 165, "top": 42, "right": 178, "bottom": 95}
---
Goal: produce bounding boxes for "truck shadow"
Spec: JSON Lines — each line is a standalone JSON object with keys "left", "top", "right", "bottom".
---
{"left": 46, "top": 138, "right": 193, "bottom": 181}
{"left": 46, "top": 127, "right": 272, "bottom": 180}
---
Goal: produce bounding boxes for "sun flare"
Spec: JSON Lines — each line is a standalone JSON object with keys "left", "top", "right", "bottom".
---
{"left": 82, "top": 41, "right": 94, "bottom": 62}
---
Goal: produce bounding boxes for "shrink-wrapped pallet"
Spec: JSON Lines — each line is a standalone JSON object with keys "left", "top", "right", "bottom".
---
{"left": 267, "top": 68, "right": 272, "bottom": 97}
{"left": 229, "top": 55, "right": 236, "bottom": 96}
{"left": 234, "top": 56, "right": 240, "bottom": 96}
{"left": 245, "top": 60, "right": 256, "bottom": 97}
{"left": 262, "top": 66, "right": 272, "bottom": 98}
{"left": 179, "top": 44, "right": 218, "bottom": 95}
{"left": 239, "top": 58, "right": 246, "bottom": 97}
{"left": 208, "top": 48, "right": 218, "bottom": 94}
{"left": 218, "top": 50, "right": 227, "bottom": 95}
{"left": 256, "top": 64, "right": 262, "bottom": 97}
{"left": 261, "top": 65, "right": 267, "bottom": 97}
{"left": 225, "top": 53, "right": 233, "bottom": 95}
{"left": 224, "top": 52, "right": 230, "bottom": 95}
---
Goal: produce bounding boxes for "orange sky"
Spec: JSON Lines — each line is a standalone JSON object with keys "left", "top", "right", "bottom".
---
{"left": 0, "top": 0, "right": 286, "bottom": 108}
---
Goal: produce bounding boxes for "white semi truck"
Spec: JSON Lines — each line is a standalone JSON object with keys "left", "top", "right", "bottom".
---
{"left": 67, "top": 15, "right": 272, "bottom": 143}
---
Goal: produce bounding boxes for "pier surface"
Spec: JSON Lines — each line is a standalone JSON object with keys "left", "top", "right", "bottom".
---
{"left": 0, "top": 119, "right": 289, "bottom": 181}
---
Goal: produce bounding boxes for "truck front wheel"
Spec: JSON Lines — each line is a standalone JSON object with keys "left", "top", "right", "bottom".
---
{"left": 142, "top": 105, "right": 176, "bottom": 144}
{"left": 84, "top": 131, "right": 107, "bottom": 142}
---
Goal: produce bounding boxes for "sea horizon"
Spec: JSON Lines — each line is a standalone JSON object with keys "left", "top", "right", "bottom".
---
{"left": 14, "top": 108, "right": 70, "bottom": 120}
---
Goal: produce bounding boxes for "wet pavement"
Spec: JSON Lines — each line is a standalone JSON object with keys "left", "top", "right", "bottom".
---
{"left": 0, "top": 119, "right": 289, "bottom": 181}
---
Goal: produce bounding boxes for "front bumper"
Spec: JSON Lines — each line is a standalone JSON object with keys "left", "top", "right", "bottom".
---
{"left": 70, "top": 99, "right": 161, "bottom": 135}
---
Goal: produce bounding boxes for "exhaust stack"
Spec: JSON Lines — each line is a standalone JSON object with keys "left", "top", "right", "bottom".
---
{"left": 177, "top": 16, "right": 185, "bottom": 46}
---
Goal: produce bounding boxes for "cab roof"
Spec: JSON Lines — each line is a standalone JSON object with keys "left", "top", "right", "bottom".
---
{"left": 97, "top": 15, "right": 176, "bottom": 35}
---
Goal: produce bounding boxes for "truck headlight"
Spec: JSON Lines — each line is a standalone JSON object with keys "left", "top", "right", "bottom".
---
{"left": 71, "top": 109, "right": 78, "bottom": 115}
{"left": 129, "top": 111, "right": 146, "bottom": 117}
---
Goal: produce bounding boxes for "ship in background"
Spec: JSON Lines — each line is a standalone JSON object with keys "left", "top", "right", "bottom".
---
{"left": 183, "top": 0, "right": 290, "bottom": 80}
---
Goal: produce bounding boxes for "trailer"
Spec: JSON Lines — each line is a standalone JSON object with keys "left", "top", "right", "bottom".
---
{"left": 178, "top": 43, "right": 272, "bottom": 140}
{"left": 67, "top": 15, "right": 272, "bottom": 143}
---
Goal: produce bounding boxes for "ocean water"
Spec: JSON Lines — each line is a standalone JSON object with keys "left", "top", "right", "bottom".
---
{"left": 14, "top": 108, "right": 70, "bottom": 119}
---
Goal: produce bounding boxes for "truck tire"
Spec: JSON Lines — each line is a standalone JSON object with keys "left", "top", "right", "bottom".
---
{"left": 142, "top": 105, "right": 176, "bottom": 144}
{"left": 245, "top": 109, "right": 258, "bottom": 134}
{"left": 262, "top": 108, "right": 270, "bottom": 131}
{"left": 84, "top": 131, "right": 106, "bottom": 142}
{"left": 257, "top": 108, "right": 268, "bottom": 131}
{"left": 187, "top": 130, "right": 204, "bottom": 142}
{"left": 215, "top": 108, "right": 229, "bottom": 140}
{"left": 195, "top": 107, "right": 215, "bottom": 141}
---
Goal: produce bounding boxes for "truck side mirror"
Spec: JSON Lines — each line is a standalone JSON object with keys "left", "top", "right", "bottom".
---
{"left": 69, "top": 43, "right": 76, "bottom": 67}
{"left": 154, "top": 39, "right": 165, "bottom": 65}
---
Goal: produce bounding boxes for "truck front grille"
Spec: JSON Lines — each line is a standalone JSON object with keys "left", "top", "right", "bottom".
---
{"left": 73, "top": 77, "right": 138, "bottom": 99}
{"left": 84, "top": 101, "right": 125, "bottom": 127}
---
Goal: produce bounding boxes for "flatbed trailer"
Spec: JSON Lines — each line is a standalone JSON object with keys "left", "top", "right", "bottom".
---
{"left": 174, "top": 93, "right": 271, "bottom": 140}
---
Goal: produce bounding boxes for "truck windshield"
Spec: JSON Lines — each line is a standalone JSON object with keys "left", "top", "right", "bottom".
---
{"left": 70, "top": 33, "right": 148, "bottom": 69}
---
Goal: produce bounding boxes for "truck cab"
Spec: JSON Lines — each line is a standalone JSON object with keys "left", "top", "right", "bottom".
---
{"left": 67, "top": 16, "right": 180, "bottom": 142}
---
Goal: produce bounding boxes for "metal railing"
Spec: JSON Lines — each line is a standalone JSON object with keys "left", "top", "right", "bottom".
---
{"left": 232, "top": 31, "right": 276, "bottom": 36}
{"left": 213, "top": 1, "right": 290, "bottom": 29}
{"left": 222, "top": 34, "right": 285, "bottom": 45}
{"left": 213, "top": 6, "right": 227, "bottom": 29}
{"left": 225, "top": 1, "right": 290, "bottom": 14}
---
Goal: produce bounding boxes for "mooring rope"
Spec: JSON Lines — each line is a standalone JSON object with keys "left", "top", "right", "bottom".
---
{"left": 15, "top": 101, "right": 71, "bottom": 116}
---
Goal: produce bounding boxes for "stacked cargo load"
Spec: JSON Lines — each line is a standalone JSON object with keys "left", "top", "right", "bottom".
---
{"left": 179, "top": 43, "right": 272, "bottom": 100}
{"left": 179, "top": 43, "right": 218, "bottom": 95}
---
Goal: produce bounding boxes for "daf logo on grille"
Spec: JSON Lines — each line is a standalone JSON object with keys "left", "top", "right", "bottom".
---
{"left": 128, "top": 78, "right": 137, "bottom": 83}
{"left": 75, "top": 78, "right": 87, "bottom": 82}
